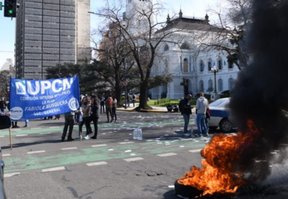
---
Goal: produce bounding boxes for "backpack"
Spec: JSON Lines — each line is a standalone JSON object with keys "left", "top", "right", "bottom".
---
{"left": 178, "top": 99, "right": 185, "bottom": 113}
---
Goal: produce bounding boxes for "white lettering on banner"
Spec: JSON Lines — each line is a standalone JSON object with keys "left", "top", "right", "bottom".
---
{"left": 40, "top": 81, "right": 51, "bottom": 95}
{"left": 15, "top": 77, "right": 74, "bottom": 95}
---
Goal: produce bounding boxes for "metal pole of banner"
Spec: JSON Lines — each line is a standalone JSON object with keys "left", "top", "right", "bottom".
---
{"left": 9, "top": 128, "right": 12, "bottom": 149}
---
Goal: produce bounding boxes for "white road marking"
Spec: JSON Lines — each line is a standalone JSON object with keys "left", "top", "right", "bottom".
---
{"left": 157, "top": 153, "right": 177, "bottom": 157}
{"left": 42, "top": 166, "right": 66, "bottom": 173}
{"left": 124, "top": 157, "right": 144, "bottom": 162}
{"left": 91, "top": 144, "right": 107, "bottom": 148}
{"left": 27, "top": 150, "right": 46, "bottom": 155}
{"left": 179, "top": 145, "right": 185, "bottom": 148}
{"left": 4, "top": 172, "right": 20, "bottom": 178}
{"left": 189, "top": 149, "right": 202, "bottom": 153}
{"left": 86, "top": 161, "right": 108, "bottom": 167}
{"left": 61, "top": 147, "right": 78, "bottom": 151}
{"left": 108, "top": 148, "right": 114, "bottom": 151}
{"left": 124, "top": 150, "right": 132, "bottom": 153}
{"left": 15, "top": 134, "right": 28, "bottom": 137}
{"left": 168, "top": 185, "right": 175, "bottom": 189}
{"left": 3, "top": 153, "right": 11, "bottom": 157}
{"left": 119, "top": 141, "right": 134, "bottom": 145}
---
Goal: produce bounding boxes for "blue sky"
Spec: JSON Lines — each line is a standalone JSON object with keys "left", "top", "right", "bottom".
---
{"left": 0, "top": 0, "right": 227, "bottom": 68}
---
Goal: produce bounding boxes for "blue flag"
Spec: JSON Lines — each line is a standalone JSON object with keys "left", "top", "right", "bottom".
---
{"left": 9, "top": 76, "right": 80, "bottom": 120}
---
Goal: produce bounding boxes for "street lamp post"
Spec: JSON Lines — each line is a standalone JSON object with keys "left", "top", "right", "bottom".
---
{"left": 211, "top": 65, "right": 218, "bottom": 99}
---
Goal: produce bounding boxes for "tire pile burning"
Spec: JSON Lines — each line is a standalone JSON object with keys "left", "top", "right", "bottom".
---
{"left": 175, "top": 0, "right": 288, "bottom": 198}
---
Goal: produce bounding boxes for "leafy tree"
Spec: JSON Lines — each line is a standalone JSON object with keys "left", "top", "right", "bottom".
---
{"left": 0, "top": 70, "right": 10, "bottom": 100}
{"left": 45, "top": 62, "right": 105, "bottom": 95}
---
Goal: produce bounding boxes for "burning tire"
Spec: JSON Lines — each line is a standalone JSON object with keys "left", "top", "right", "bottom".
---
{"left": 174, "top": 180, "right": 203, "bottom": 199}
{"left": 175, "top": 180, "right": 234, "bottom": 199}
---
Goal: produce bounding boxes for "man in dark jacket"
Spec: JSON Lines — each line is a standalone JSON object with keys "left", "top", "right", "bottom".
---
{"left": 61, "top": 111, "right": 75, "bottom": 142}
{"left": 179, "top": 94, "right": 192, "bottom": 134}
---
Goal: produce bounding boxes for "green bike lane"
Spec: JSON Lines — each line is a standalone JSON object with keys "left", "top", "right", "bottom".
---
{"left": 0, "top": 117, "right": 185, "bottom": 137}
{"left": 3, "top": 138, "right": 206, "bottom": 174}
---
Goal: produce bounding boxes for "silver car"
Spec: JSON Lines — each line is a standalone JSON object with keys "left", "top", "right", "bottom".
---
{"left": 208, "top": 97, "right": 234, "bottom": 133}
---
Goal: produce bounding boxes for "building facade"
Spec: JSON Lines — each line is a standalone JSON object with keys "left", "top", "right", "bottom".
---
{"left": 124, "top": 0, "right": 239, "bottom": 99}
{"left": 15, "top": 0, "right": 91, "bottom": 79}
{"left": 150, "top": 13, "right": 239, "bottom": 99}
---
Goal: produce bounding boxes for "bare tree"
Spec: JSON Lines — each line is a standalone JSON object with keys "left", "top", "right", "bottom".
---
{"left": 198, "top": 0, "right": 252, "bottom": 70}
{"left": 97, "top": 22, "right": 134, "bottom": 104}
{"left": 94, "top": 0, "right": 174, "bottom": 110}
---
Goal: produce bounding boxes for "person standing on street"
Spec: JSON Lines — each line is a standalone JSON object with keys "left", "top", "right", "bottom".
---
{"left": 79, "top": 96, "right": 93, "bottom": 140}
{"left": 196, "top": 92, "right": 209, "bottom": 137}
{"left": 105, "top": 95, "right": 113, "bottom": 122}
{"left": 111, "top": 96, "right": 117, "bottom": 122}
{"left": 100, "top": 95, "right": 105, "bottom": 114}
{"left": 61, "top": 111, "right": 75, "bottom": 142}
{"left": 132, "top": 94, "right": 136, "bottom": 107}
{"left": 178, "top": 94, "right": 192, "bottom": 134}
{"left": 90, "top": 95, "right": 99, "bottom": 139}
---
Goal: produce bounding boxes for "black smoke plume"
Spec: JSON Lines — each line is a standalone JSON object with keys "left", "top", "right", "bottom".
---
{"left": 230, "top": 0, "right": 288, "bottom": 182}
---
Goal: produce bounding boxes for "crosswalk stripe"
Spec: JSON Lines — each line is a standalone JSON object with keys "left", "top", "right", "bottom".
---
{"left": 124, "top": 157, "right": 144, "bottom": 162}
{"left": 86, "top": 161, "right": 108, "bottom": 166}
{"left": 15, "top": 134, "right": 28, "bottom": 137}
{"left": 157, "top": 153, "right": 177, "bottom": 157}
{"left": 61, "top": 147, "right": 78, "bottom": 151}
{"left": 42, "top": 166, "right": 66, "bottom": 173}
{"left": 119, "top": 141, "right": 135, "bottom": 145}
{"left": 4, "top": 172, "right": 20, "bottom": 178}
{"left": 189, "top": 149, "right": 202, "bottom": 153}
{"left": 91, "top": 144, "right": 107, "bottom": 148}
{"left": 27, "top": 150, "right": 46, "bottom": 155}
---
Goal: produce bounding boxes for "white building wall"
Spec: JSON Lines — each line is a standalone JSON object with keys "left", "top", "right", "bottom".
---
{"left": 150, "top": 30, "right": 239, "bottom": 100}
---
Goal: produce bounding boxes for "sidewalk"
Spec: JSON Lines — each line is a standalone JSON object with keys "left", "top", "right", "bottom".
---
{"left": 117, "top": 103, "right": 168, "bottom": 113}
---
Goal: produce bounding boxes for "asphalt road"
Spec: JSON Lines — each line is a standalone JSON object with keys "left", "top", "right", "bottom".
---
{"left": 0, "top": 111, "right": 206, "bottom": 199}
{"left": 1, "top": 111, "right": 288, "bottom": 199}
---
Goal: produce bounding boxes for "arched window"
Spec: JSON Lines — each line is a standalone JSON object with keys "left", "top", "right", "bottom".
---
{"left": 208, "top": 59, "right": 212, "bottom": 71}
{"left": 218, "top": 79, "right": 223, "bottom": 92}
{"left": 180, "top": 41, "right": 190, "bottom": 50}
{"left": 164, "top": 44, "right": 169, "bottom": 51}
{"left": 228, "top": 78, "right": 235, "bottom": 90}
{"left": 183, "top": 58, "right": 189, "bottom": 72}
{"left": 199, "top": 60, "right": 204, "bottom": 72}
{"left": 228, "top": 59, "right": 234, "bottom": 69}
{"left": 208, "top": 79, "right": 213, "bottom": 92}
{"left": 218, "top": 57, "right": 223, "bottom": 70}
{"left": 199, "top": 80, "right": 204, "bottom": 92}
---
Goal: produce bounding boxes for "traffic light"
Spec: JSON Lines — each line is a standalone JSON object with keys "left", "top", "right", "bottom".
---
{"left": 4, "top": 0, "right": 17, "bottom": 17}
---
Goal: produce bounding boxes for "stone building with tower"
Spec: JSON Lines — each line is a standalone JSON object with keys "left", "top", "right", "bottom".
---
{"left": 125, "top": 0, "right": 239, "bottom": 99}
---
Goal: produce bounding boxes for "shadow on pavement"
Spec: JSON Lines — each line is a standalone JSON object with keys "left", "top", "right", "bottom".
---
{"left": 2, "top": 139, "right": 62, "bottom": 150}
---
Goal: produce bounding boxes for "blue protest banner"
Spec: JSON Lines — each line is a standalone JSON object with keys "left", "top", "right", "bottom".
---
{"left": 9, "top": 76, "right": 80, "bottom": 120}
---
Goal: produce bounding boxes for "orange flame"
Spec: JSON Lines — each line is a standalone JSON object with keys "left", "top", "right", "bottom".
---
{"left": 177, "top": 120, "right": 260, "bottom": 196}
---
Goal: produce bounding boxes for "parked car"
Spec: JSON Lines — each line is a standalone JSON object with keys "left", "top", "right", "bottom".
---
{"left": 208, "top": 97, "right": 234, "bottom": 133}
